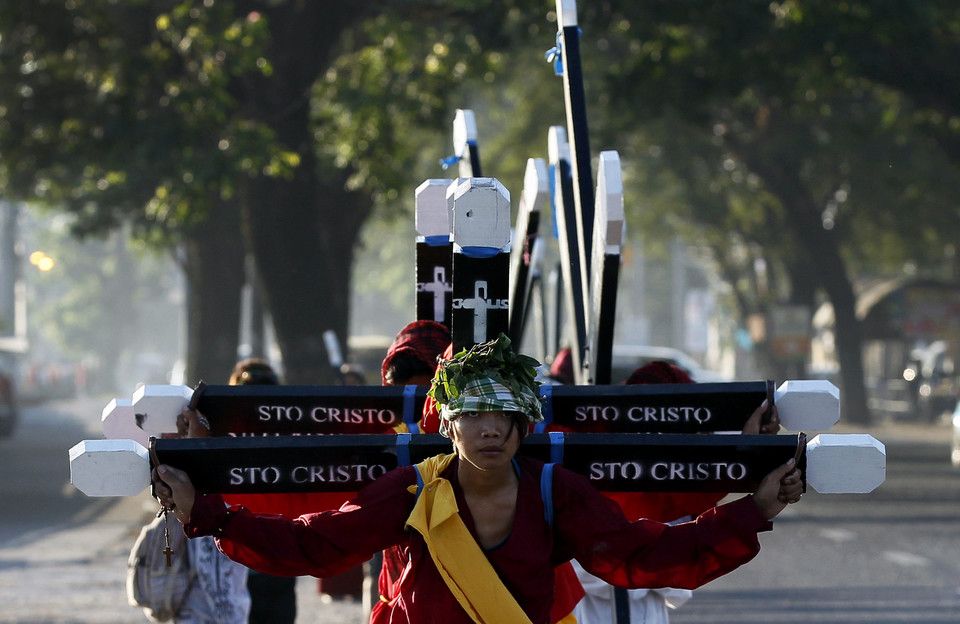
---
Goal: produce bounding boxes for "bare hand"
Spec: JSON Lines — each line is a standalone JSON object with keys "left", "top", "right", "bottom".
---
{"left": 752, "top": 459, "right": 803, "bottom": 520}
{"left": 153, "top": 464, "right": 196, "bottom": 525}
{"left": 742, "top": 400, "right": 781, "bottom": 435}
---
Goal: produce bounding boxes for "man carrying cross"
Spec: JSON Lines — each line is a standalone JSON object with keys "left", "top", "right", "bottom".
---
{"left": 153, "top": 334, "right": 803, "bottom": 624}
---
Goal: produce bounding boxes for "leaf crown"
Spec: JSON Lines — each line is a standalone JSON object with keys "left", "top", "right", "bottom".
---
{"left": 428, "top": 333, "right": 542, "bottom": 415}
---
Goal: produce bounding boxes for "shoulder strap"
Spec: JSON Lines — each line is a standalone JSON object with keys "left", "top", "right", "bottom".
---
{"left": 540, "top": 463, "right": 555, "bottom": 527}
{"left": 413, "top": 464, "right": 425, "bottom": 499}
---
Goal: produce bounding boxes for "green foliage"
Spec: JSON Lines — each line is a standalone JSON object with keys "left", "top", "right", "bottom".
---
{"left": 0, "top": 1, "right": 291, "bottom": 245}
{"left": 428, "top": 333, "right": 540, "bottom": 407}
{"left": 5, "top": 0, "right": 960, "bottom": 378}
{"left": 580, "top": 1, "right": 960, "bottom": 301}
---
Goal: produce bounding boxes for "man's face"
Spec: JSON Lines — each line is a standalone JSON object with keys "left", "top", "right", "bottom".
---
{"left": 448, "top": 410, "right": 521, "bottom": 472}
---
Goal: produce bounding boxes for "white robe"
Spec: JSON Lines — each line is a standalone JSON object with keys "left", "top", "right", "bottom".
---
{"left": 175, "top": 536, "right": 250, "bottom": 624}
{"left": 571, "top": 559, "right": 693, "bottom": 624}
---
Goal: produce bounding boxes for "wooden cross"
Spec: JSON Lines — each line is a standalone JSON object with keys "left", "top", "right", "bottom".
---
{"left": 508, "top": 158, "right": 550, "bottom": 347}
{"left": 584, "top": 151, "right": 623, "bottom": 385}
{"left": 72, "top": 178, "right": 884, "bottom": 533}
{"left": 452, "top": 109, "right": 483, "bottom": 178}
{"left": 416, "top": 110, "right": 491, "bottom": 331}
{"left": 69, "top": 431, "right": 885, "bottom": 499}
{"left": 449, "top": 178, "right": 511, "bottom": 352}
{"left": 101, "top": 377, "right": 840, "bottom": 438}
{"left": 548, "top": 126, "right": 589, "bottom": 380}
{"left": 552, "top": 0, "right": 595, "bottom": 274}
{"left": 415, "top": 179, "right": 453, "bottom": 326}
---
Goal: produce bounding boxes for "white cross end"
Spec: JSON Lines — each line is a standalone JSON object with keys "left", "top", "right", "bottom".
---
{"left": 556, "top": 0, "right": 578, "bottom": 29}
{"left": 594, "top": 151, "right": 624, "bottom": 252}
{"left": 69, "top": 438, "right": 151, "bottom": 498}
{"left": 101, "top": 397, "right": 150, "bottom": 446}
{"left": 521, "top": 158, "right": 550, "bottom": 215}
{"left": 131, "top": 385, "right": 193, "bottom": 436}
{"left": 805, "top": 433, "right": 886, "bottom": 494}
{"left": 452, "top": 178, "right": 511, "bottom": 250}
{"left": 548, "top": 126, "right": 570, "bottom": 165}
{"left": 416, "top": 179, "right": 453, "bottom": 238}
{"left": 775, "top": 380, "right": 841, "bottom": 432}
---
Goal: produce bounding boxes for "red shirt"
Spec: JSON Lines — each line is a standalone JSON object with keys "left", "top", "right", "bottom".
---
{"left": 187, "top": 456, "right": 771, "bottom": 624}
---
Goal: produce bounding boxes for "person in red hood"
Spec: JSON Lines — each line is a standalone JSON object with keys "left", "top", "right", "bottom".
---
{"left": 381, "top": 320, "right": 451, "bottom": 388}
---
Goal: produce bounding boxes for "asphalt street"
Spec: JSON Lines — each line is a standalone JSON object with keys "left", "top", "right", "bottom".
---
{"left": 1, "top": 395, "right": 957, "bottom": 623}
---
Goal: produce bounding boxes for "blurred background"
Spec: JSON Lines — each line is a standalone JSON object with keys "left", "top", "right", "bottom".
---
{"left": 1, "top": 0, "right": 958, "bottom": 439}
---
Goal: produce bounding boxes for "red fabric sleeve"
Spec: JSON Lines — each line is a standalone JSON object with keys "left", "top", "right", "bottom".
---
{"left": 185, "top": 467, "right": 417, "bottom": 578}
{"left": 550, "top": 465, "right": 771, "bottom": 590}
{"left": 603, "top": 491, "right": 728, "bottom": 524}
{"left": 221, "top": 492, "right": 355, "bottom": 520}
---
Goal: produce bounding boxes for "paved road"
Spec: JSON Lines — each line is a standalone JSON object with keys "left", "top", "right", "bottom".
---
{"left": 0, "top": 397, "right": 362, "bottom": 624}
{"left": 1, "top": 397, "right": 957, "bottom": 623}
{"left": 669, "top": 421, "right": 960, "bottom": 624}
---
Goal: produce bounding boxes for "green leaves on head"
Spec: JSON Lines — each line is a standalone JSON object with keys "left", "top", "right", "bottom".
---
{"left": 428, "top": 333, "right": 540, "bottom": 407}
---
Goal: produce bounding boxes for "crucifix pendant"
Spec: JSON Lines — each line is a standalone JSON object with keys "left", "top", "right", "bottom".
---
{"left": 158, "top": 505, "right": 174, "bottom": 568}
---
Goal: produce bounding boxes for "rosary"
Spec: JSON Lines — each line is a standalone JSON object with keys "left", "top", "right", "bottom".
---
{"left": 149, "top": 438, "right": 175, "bottom": 567}
{"left": 158, "top": 504, "right": 175, "bottom": 567}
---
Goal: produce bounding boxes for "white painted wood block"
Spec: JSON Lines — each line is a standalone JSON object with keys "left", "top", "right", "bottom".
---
{"left": 522, "top": 158, "right": 550, "bottom": 215}
{"left": 776, "top": 380, "right": 841, "bottom": 432}
{"left": 131, "top": 385, "right": 193, "bottom": 436}
{"left": 416, "top": 179, "right": 453, "bottom": 239}
{"left": 452, "top": 109, "right": 477, "bottom": 156}
{"left": 556, "top": 0, "right": 578, "bottom": 28}
{"left": 451, "top": 178, "right": 511, "bottom": 251}
{"left": 69, "top": 438, "right": 150, "bottom": 497}
{"left": 446, "top": 178, "right": 466, "bottom": 218}
{"left": 806, "top": 433, "right": 886, "bottom": 494}
{"left": 594, "top": 151, "right": 624, "bottom": 253}
{"left": 548, "top": 126, "right": 570, "bottom": 166}
{"left": 452, "top": 109, "right": 478, "bottom": 179}
{"left": 101, "top": 397, "right": 150, "bottom": 446}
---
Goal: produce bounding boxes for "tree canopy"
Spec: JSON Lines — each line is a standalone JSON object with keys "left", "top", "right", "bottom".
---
{"left": 2, "top": 0, "right": 958, "bottom": 421}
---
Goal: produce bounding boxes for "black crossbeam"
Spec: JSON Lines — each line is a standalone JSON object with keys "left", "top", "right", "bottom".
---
{"left": 192, "top": 380, "right": 773, "bottom": 436}
{"left": 151, "top": 432, "right": 805, "bottom": 495}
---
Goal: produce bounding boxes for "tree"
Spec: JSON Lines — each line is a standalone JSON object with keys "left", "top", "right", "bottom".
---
{"left": 0, "top": 0, "right": 545, "bottom": 384}
{"left": 570, "top": 1, "right": 960, "bottom": 422}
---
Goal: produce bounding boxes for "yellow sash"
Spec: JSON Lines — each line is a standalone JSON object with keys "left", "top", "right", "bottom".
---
{"left": 405, "top": 453, "right": 533, "bottom": 624}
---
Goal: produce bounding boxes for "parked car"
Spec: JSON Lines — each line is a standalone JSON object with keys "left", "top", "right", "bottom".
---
{"left": 0, "top": 369, "right": 18, "bottom": 438}
{"left": 913, "top": 341, "right": 958, "bottom": 424}
{"left": 609, "top": 345, "right": 730, "bottom": 384}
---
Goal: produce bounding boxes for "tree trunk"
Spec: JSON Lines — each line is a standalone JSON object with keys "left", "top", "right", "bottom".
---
{"left": 735, "top": 145, "right": 871, "bottom": 425}
{"left": 243, "top": 166, "right": 369, "bottom": 384}
{"left": 234, "top": 2, "right": 373, "bottom": 384}
{"left": 182, "top": 197, "right": 246, "bottom": 386}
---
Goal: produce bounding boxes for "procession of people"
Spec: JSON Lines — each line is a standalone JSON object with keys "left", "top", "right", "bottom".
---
{"left": 151, "top": 332, "right": 805, "bottom": 624}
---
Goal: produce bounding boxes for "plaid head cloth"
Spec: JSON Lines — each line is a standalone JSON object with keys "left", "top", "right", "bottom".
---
{"left": 439, "top": 376, "right": 543, "bottom": 435}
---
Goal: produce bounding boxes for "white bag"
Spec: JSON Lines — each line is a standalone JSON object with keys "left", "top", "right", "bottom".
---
{"left": 126, "top": 512, "right": 195, "bottom": 622}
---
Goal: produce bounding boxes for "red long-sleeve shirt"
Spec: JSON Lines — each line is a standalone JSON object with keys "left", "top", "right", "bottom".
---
{"left": 186, "top": 456, "right": 771, "bottom": 624}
